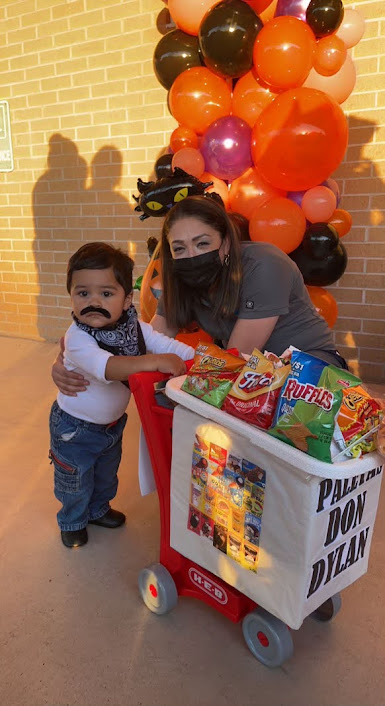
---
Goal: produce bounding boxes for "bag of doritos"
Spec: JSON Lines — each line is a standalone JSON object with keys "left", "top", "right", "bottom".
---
{"left": 223, "top": 348, "right": 290, "bottom": 430}
{"left": 181, "top": 342, "right": 244, "bottom": 408}
{"left": 269, "top": 351, "right": 362, "bottom": 463}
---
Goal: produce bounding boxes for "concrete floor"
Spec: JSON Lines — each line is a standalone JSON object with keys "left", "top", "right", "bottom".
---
{"left": 1, "top": 335, "right": 385, "bottom": 706}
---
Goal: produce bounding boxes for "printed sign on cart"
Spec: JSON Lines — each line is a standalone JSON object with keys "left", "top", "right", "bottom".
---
{"left": 306, "top": 466, "right": 383, "bottom": 600}
{"left": 187, "top": 431, "right": 266, "bottom": 573}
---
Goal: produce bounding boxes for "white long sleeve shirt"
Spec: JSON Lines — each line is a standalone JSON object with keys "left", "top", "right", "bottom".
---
{"left": 57, "top": 321, "right": 194, "bottom": 424}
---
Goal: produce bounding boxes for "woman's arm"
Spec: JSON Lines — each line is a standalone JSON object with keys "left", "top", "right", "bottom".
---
{"left": 51, "top": 338, "right": 89, "bottom": 397}
{"left": 227, "top": 316, "right": 278, "bottom": 356}
{"left": 150, "top": 313, "right": 178, "bottom": 338}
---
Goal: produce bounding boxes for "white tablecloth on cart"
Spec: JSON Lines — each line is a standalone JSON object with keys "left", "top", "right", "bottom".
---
{"left": 166, "top": 376, "right": 384, "bottom": 630}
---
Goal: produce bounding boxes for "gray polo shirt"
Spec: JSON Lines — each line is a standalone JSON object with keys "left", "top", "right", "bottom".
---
{"left": 157, "top": 242, "right": 335, "bottom": 357}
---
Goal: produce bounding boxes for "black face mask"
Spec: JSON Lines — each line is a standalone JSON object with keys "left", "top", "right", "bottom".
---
{"left": 172, "top": 249, "right": 223, "bottom": 289}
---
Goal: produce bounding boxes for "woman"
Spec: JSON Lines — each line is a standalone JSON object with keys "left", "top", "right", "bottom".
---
{"left": 52, "top": 195, "right": 347, "bottom": 394}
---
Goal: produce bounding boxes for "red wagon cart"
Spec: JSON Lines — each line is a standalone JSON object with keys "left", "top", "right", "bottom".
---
{"left": 128, "top": 370, "right": 351, "bottom": 668}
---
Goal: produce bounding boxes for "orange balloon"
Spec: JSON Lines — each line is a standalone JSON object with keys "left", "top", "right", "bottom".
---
{"left": 251, "top": 87, "right": 348, "bottom": 191}
{"left": 304, "top": 54, "right": 356, "bottom": 104}
{"left": 140, "top": 252, "right": 162, "bottom": 323}
{"left": 200, "top": 171, "right": 230, "bottom": 208}
{"left": 314, "top": 35, "right": 347, "bottom": 77}
{"left": 260, "top": 0, "right": 278, "bottom": 24}
{"left": 232, "top": 70, "right": 275, "bottom": 127}
{"left": 170, "top": 125, "right": 199, "bottom": 152}
{"left": 172, "top": 147, "right": 205, "bottom": 178}
{"left": 243, "top": 0, "right": 274, "bottom": 15}
{"left": 168, "top": 0, "right": 220, "bottom": 35}
{"left": 328, "top": 208, "right": 352, "bottom": 237}
{"left": 301, "top": 186, "right": 337, "bottom": 223}
{"left": 249, "top": 196, "right": 306, "bottom": 253}
{"left": 169, "top": 67, "right": 232, "bottom": 134}
{"left": 253, "top": 17, "right": 316, "bottom": 91}
{"left": 228, "top": 166, "right": 285, "bottom": 220}
{"left": 306, "top": 286, "right": 338, "bottom": 328}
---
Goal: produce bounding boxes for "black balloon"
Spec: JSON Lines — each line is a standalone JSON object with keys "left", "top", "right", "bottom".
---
{"left": 291, "top": 240, "right": 347, "bottom": 287}
{"left": 153, "top": 29, "right": 203, "bottom": 90}
{"left": 199, "top": 0, "right": 263, "bottom": 79}
{"left": 306, "top": 0, "right": 344, "bottom": 37}
{"left": 154, "top": 153, "right": 173, "bottom": 179}
{"left": 133, "top": 167, "right": 215, "bottom": 221}
{"left": 302, "top": 222, "right": 339, "bottom": 259}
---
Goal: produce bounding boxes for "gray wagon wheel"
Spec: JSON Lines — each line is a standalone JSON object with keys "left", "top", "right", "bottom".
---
{"left": 138, "top": 563, "right": 178, "bottom": 615}
{"left": 242, "top": 608, "right": 294, "bottom": 667}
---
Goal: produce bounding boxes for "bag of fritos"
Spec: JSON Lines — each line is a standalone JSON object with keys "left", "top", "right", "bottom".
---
{"left": 181, "top": 342, "right": 244, "bottom": 408}
{"left": 269, "top": 351, "right": 362, "bottom": 463}
{"left": 333, "top": 385, "right": 383, "bottom": 458}
{"left": 223, "top": 349, "right": 290, "bottom": 430}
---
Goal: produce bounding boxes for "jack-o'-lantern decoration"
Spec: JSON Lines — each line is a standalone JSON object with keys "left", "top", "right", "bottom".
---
{"left": 139, "top": 246, "right": 162, "bottom": 323}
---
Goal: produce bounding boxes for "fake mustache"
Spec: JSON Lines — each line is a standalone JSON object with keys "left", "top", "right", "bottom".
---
{"left": 80, "top": 306, "right": 111, "bottom": 319}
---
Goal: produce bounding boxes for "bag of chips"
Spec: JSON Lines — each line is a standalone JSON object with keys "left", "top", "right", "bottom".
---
{"left": 223, "top": 349, "right": 290, "bottom": 430}
{"left": 269, "top": 351, "right": 362, "bottom": 463}
{"left": 181, "top": 342, "right": 244, "bottom": 408}
{"left": 333, "top": 385, "right": 383, "bottom": 458}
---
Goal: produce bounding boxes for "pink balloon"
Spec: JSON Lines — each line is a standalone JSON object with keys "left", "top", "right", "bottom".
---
{"left": 301, "top": 186, "right": 337, "bottom": 223}
{"left": 168, "top": 0, "right": 220, "bottom": 35}
{"left": 201, "top": 116, "right": 252, "bottom": 181}
{"left": 171, "top": 147, "right": 205, "bottom": 178}
{"left": 304, "top": 54, "right": 356, "bottom": 104}
{"left": 336, "top": 8, "right": 366, "bottom": 49}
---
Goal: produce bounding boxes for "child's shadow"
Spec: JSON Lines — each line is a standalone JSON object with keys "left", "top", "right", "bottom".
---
{"left": 32, "top": 136, "right": 134, "bottom": 340}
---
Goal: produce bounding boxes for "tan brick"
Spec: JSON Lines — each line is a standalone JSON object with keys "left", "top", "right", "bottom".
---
{"left": 359, "top": 348, "right": 385, "bottom": 363}
{"left": 363, "top": 320, "right": 385, "bottom": 334}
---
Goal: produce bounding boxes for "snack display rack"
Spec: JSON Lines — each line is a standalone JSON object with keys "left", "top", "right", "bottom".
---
{"left": 127, "top": 369, "right": 383, "bottom": 667}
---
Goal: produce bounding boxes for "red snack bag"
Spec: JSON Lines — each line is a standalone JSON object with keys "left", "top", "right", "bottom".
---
{"left": 223, "top": 349, "right": 290, "bottom": 430}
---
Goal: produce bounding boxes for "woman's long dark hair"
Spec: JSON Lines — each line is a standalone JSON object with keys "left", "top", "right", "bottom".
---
{"left": 160, "top": 195, "right": 243, "bottom": 330}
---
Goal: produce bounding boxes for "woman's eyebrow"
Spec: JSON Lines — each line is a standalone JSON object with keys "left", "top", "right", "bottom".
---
{"left": 171, "top": 233, "right": 212, "bottom": 245}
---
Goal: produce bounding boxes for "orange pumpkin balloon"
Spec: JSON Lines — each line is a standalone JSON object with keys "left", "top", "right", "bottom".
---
{"left": 314, "top": 35, "right": 347, "bottom": 77}
{"left": 170, "top": 125, "right": 199, "bottom": 152}
{"left": 328, "top": 208, "right": 352, "bottom": 237}
{"left": 253, "top": 16, "right": 316, "bottom": 91}
{"left": 139, "top": 251, "right": 162, "bottom": 323}
{"left": 251, "top": 87, "right": 348, "bottom": 191}
{"left": 200, "top": 171, "right": 230, "bottom": 208}
{"left": 232, "top": 70, "right": 275, "bottom": 128}
{"left": 249, "top": 196, "right": 306, "bottom": 253}
{"left": 228, "top": 166, "right": 285, "bottom": 220}
{"left": 307, "top": 286, "right": 338, "bottom": 328}
{"left": 169, "top": 66, "right": 232, "bottom": 135}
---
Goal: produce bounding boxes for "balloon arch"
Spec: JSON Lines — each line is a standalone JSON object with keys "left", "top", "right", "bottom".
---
{"left": 139, "top": 0, "right": 365, "bottom": 336}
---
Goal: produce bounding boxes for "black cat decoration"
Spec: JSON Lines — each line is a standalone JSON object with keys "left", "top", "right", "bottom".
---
{"left": 133, "top": 167, "right": 215, "bottom": 220}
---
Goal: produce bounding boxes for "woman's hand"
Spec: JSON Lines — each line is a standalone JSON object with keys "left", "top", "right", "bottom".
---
{"left": 51, "top": 338, "right": 89, "bottom": 396}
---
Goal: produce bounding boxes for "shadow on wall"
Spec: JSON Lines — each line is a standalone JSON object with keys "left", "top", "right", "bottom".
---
{"left": 333, "top": 114, "right": 385, "bottom": 382}
{"left": 32, "top": 134, "right": 134, "bottom": 341}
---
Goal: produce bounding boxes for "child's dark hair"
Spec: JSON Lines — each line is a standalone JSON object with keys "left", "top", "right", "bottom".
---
{"left": 67, "top": 242, "right": 134, "bottom": 295}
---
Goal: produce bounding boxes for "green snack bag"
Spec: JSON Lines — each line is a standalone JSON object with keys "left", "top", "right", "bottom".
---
{"left": 269, "top": 351, "right": 361, "bottom": 463}
{"left": 181, "top": 341, "right": 244, "bottom": 408}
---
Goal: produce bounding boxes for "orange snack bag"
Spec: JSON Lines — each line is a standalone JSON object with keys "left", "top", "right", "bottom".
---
{"left": 181, "top": 342, "right": 244, "bottom": 408}
{"left": 334, "top": 385, "right": 383, "bottom": 458}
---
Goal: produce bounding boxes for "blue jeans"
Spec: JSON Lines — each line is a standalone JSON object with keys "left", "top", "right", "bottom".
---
{"left": 49, "top": 401, "right": 128, "bottom": 531}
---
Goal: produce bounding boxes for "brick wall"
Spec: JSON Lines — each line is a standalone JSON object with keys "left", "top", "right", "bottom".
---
{"left": 0, "top": 0, "right": 384, "bottom": 382}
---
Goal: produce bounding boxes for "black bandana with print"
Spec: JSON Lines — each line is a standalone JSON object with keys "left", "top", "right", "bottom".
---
{"left": 72, "top": 305, "right": 146, "bottom": 386}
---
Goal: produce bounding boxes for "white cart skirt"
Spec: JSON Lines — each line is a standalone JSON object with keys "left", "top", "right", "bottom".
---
{"left": 167, "top": 378, "right": 384, "bottom": 630}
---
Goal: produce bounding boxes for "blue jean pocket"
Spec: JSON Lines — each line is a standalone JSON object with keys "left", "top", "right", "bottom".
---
{"left": 49, "top": 449, "right": 81, "bottom": 494}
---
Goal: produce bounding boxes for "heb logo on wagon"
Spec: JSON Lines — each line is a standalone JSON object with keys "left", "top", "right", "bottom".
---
{"left": 283, "top": 377, "right": 334, "bottom": 411}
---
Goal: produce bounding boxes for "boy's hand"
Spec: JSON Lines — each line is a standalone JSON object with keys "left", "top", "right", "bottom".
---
{"left": 51, "top": 337, "right": 89, "bottom": 396}
{"left": 155, "top": 354, "right": 187, "bottom": 377}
